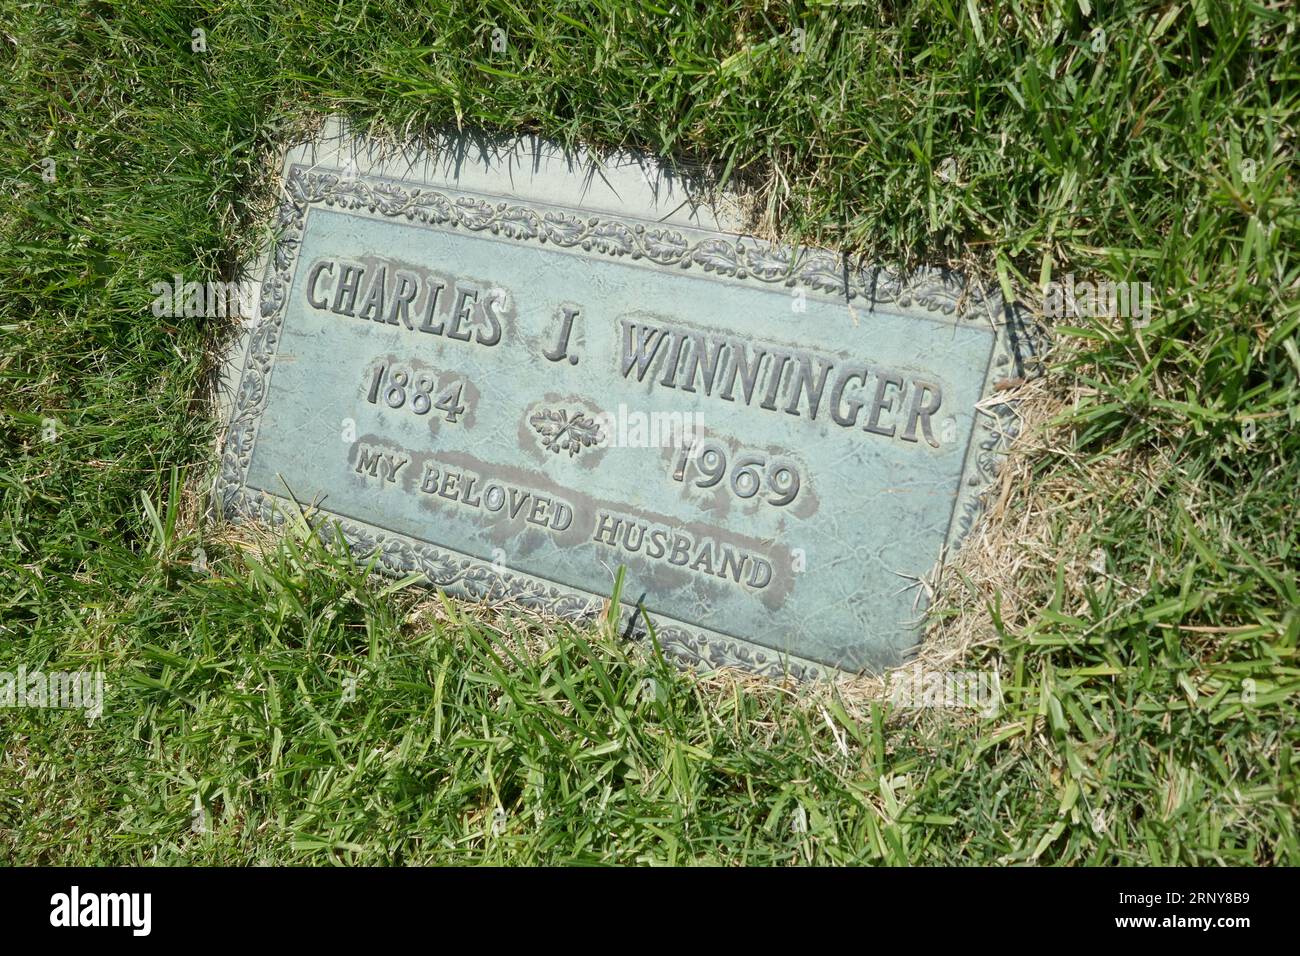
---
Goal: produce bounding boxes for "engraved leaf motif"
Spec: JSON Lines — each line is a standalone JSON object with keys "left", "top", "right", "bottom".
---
{"left": 583, "top": 221, "right": 634, "bottom": 255}
{"left": 418, "top": 192, "right": 455, "bottom": 223}
{"left": 638, "top": 228, "right": 689, "bottom": 262}
{"left": 889, "top": 267, "right": 962, "bottom": 313}
{"left": 259, "top": 275, "right": 286, "bottom": 316}
{"left": 742, "top": 242, "right": 795, "bottom": 281}
{"left": 287, "top": 170, "right": 323, "bottom": 205}
{"left": 529, "top": 408, "right": 604, "bottom": 457}
{"left": 493, "top": 204, "right": 540, "bottom": 240}
{"left": 691, "top": 238, "right": 742, "bottom": 275}
{"left": 370, "top": 181, "right": 410, "bottom": 214}
{"left": 273, "top": 234, "right": 301, "bottom": 272}
{"left": 797, "top": 252, "right": 847, "bottom": 295}
{"left": 542, "top": 213, "right": 586, "bottom": 245}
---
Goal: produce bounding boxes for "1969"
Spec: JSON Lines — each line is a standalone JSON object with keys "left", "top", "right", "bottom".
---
{"left": 671, "top": 438, "right": 801, "bottom": 506}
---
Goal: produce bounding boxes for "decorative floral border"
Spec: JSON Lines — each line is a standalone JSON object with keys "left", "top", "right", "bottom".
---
{"left": 217, "top": 162, "right": 1042, "bottom": 680}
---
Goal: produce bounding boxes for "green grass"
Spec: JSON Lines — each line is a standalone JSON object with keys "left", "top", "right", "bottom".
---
{"left": 1, "top": 0, "right": 1297, "bottom": 864}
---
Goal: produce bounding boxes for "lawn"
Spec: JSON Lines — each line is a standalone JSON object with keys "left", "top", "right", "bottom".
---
{"left": 1, "top": 0, "right": 1296, "bottom": 864}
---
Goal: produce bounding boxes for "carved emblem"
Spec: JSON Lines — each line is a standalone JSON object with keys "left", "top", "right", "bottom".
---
{"left": 529, "top": 407, "right": 604, "bottom": 457}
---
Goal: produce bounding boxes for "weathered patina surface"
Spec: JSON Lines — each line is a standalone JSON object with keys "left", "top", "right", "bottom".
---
{"left": 218, "top": 125, "right": 1027, "bottom": 677}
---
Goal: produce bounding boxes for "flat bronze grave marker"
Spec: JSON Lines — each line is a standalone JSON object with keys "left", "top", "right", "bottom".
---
{"left": 218, "top": 124, "right": 1026, "bottom": 678}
